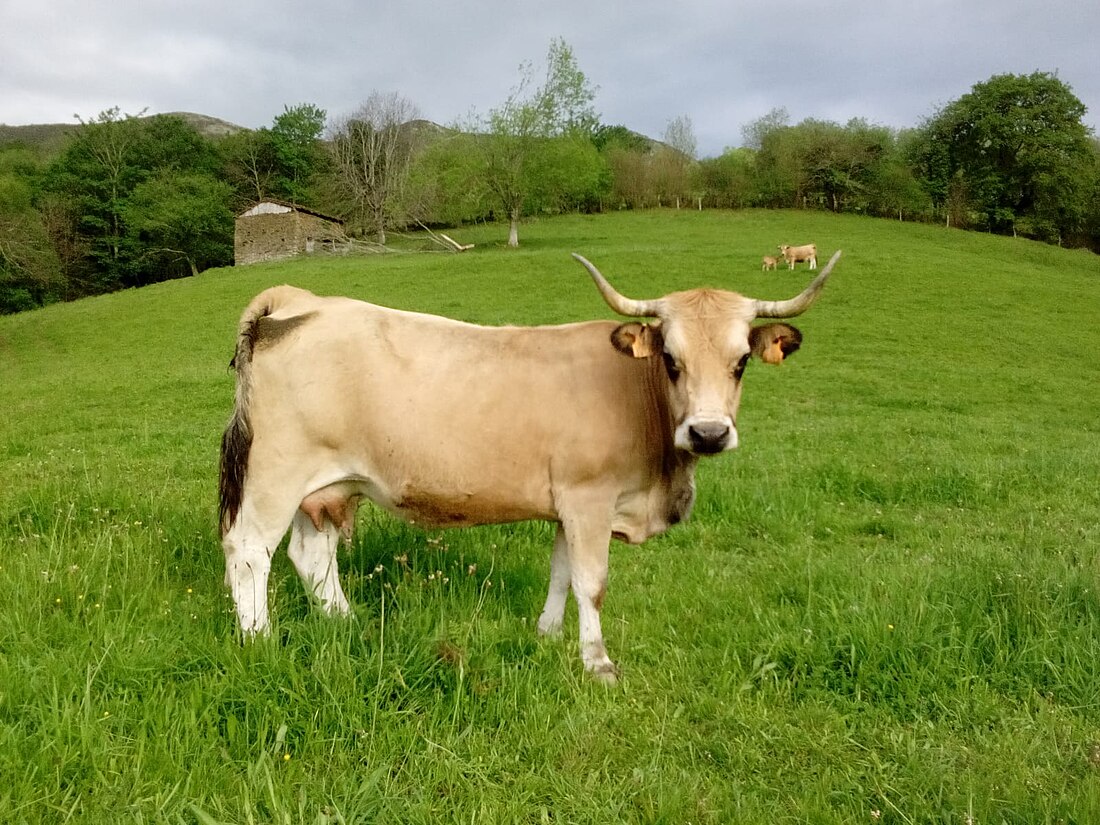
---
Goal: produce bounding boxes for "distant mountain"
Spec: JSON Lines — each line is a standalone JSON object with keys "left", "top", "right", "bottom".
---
{"left": 0, "top": 121, "right": 75, "bottom": 153}
{"left": 0, "top": 111, "right": 665, "bottom": 158}
{"left": 161, "top": 111, "right": 246, "bottom": 138}
{"left": 0, "top": 111, "right": 246, "bottom": 154}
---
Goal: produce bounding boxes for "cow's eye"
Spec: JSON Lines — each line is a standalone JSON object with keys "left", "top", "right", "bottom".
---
{"left": 732, "top": 353, "right": 750, "bottom": 380}
{"left": 662, "top": 352, "right": 682, "bottom": 382}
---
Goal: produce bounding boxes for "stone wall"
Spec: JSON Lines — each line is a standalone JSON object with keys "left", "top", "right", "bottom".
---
{"left": 234, "top": 206, "right": 345, "bottom": 265}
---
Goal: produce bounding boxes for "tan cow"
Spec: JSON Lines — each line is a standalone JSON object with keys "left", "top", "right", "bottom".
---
{"left": 762, "top": 255, "right": 780, "bottom": 271}
{"left": 779, "top": 243, "right": 818, "bottom": 270}
{"left": 219, "top": 251, "right": 841, "bottom": 681}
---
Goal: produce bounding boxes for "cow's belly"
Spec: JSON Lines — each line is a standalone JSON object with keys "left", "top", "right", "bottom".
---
{"left": 299, "top": 468, "right": 556, "bottom": 532}
{"left": 386, "top": 486, "right": 554, "bottom": 528}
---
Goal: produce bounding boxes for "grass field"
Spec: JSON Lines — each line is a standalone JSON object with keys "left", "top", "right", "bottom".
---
{"left": 2, "top": 209, "right": 1099, "bottom": 823}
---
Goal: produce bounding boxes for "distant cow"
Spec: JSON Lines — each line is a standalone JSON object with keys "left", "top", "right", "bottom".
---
{"left": 761, "top": 255, "right": 780, "bottom": 271}
{"left": 779, "top": 243, "right": 818, "bottom": 270}
{"left": 219, "top": 251, "right": 841, "bottom": 681}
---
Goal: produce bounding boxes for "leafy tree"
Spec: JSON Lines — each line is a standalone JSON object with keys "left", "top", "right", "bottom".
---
{"left": 473, "top": 38, "right": 601, "bottom": 246}
{"left": 592, "top": 124, "right": 651, "bottom": 154}
{"left": 915, "top": 72, "right": 1094, "bottom": 241}
{"left": 41, "top": 108, "right": 148, "bottom": 293}
{"left": 605, "top": 145, "right": 653, "bottom": 209}
{"left": 751, "top": 118, "right": 807, "bottom": 207}
{"left": 407, "top": 132, "right": 493, "bottom": 227}
{"left": 1079, "top": 138, "right": 1100, "bottom": 251}
{"left": 42, "top": 110, "right": 231, "bottom": 294}
{"left": 697, "top": 148, "right": 756, "bottom": 208}
{"left": 121, "top": 171, "right": 234, "bottom": 281}
{"left": 0, "top": 146, "right": 63, "bottom": 312}
{"left": 219, "top": 128, "right": 280, "bottom": 208}
{"left": 270, "top": 103, "right": 328, "bottom": 205}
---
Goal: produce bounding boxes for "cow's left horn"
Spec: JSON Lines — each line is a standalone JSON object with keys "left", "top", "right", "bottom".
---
{"left": 753, "top": 250, "right": 841, "bottom": 318}
{"left": 573, "top": 254, "right": 664, "bottom": 318}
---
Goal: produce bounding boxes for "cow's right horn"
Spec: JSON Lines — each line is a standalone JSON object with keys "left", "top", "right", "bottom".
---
{"left": 753, "top": 250, "right": 841, "bottom": 318}
{"left": 573, "top": 254, "right": 664, "bottom": 318}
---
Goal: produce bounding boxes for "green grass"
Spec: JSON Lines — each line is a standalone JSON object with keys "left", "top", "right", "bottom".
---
{"left": 2, "top": 210, "right": 1099, "bottom": 823}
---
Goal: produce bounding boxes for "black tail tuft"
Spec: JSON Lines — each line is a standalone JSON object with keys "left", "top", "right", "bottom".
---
{"left": 218, "top": 300, "right": 271, "bottom": 535}
{"left": 218, "top": 411, "right": 252, "bottom": 534}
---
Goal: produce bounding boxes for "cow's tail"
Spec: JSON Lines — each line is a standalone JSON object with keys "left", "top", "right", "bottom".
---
{"left": 218, "top": 292, "right": 275, "bottom": 535}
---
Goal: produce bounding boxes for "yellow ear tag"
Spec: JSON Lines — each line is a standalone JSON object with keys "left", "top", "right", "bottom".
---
{"left": 762, "top": 339, "right": 785, "bottom": 365}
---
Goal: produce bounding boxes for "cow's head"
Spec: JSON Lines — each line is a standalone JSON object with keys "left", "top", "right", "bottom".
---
{"left": 575, "top": 251, "right": 840, "bottom": 456}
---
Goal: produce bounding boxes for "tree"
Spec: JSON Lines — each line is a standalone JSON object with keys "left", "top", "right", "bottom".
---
{"left": 916, "top": 72, "right": 1094, "bottom": 241}
{"left": 595, "top": 125, "right": 653, "bottom": 210}
{"left": 0, "top": 146, "right": 63, "bottom": 312}
{"left": 1079, "top": 138, "right": 1100, "bottom": 251}
{"left": 697, "top": 148, "right": 756, "bottom": 208}
{"left": 653, "top": 116, "right": 698, "bottom": 207}
{"left": 407, "top": 131, "right": 493, "bottom": 227}
{"left": 327, "top": 92, "right": 422, "bottom": 243}
{"left": 663, "top": 115, "right": 697, "bottom": 161}
{"left": 41, "top": 108, "right": 148, "bottom": 293}
{"left": 474, "top": 38, "right": 600, "bottom": 246}
{"left": 218, "top": 128, "right": 280, "bottom": 208}
{"left": 121, "top": 171, "right": 234, "bottom": 280}
{"left": 270, "top": 103, "right": 328, "bottom": 205}
{"left": 741, "top": 107, "right": 790, "bottom": 151}
{"left": 605, "top": 146, "right": 653, "bottom": 209}
{"left": 42, "top": 110, "right": 230, "bottom": 294}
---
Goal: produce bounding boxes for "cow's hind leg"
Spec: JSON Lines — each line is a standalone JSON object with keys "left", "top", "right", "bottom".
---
{"left": 222, "top": 483, "right": 300, "bottom": 636}
{"left": 223, "top": 516, "right": 293, "bottom": 637}
{"left": 537, "top": 524, "right": 571, "bottom": 637}
{"left": 287, "top": 510, "right": 351, "bottom": 617}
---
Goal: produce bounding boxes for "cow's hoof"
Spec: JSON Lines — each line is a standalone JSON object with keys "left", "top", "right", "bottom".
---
{"left": 536, "top": 619, "right": 563, "bottom": 638}
{"left": 586, "top": 661, "right": 619, "bottom": 686}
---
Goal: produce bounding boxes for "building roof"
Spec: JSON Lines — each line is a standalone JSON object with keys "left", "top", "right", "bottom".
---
{"left": 238, "top": 200, "right": 343, "bottom": 224}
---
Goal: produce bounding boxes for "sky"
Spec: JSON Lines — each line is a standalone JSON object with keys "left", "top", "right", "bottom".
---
{"left": 2, "top": 0, "right": 1097, "bottom": 158}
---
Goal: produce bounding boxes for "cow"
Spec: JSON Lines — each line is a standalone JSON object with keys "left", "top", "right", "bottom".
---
{"left": 761, "top": 255, "right": 780, "bottom": 271}
{"left": 779, "top": 243, "right": 818, "bottom": 270}
{"left": 218, "top": 250, "right": 841, "bottom": 682}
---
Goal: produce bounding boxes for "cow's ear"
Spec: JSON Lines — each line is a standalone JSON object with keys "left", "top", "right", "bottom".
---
{"left": 750, "top": 323, "right": 803, "bottom": 365}
{"left": 611, "top": 322, "right": 664, "bottom": 358}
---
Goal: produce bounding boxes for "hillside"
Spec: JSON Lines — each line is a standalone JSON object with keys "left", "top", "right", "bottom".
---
{"left": 0, "top": 110, "right": 245, "bottom": 152}
{"left": 2, "top": 211, "right": 1099, "bottom": 823}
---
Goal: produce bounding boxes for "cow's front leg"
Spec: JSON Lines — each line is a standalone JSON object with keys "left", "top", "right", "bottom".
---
{"left": 537, "top": 524, "right": 570, "bottom": 637}
{"left": 558, "top": 501, "right": 618, "bottom": 683}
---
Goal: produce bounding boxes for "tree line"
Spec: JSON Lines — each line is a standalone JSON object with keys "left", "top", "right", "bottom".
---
{"left": 2, "top": 39, "right": 1097, "bottom": 314}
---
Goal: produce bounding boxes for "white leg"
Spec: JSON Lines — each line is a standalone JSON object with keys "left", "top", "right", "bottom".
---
{"left": 222, "top": 489, "right": 298, "bottom": 636}
{"left": 287, "top": 511, "right": 350, "bottom": 616}
{"left": 222, "top": 521, "right": 281, "bottom": 636}
{"left": 558, "top": 502, "right": 617, "bottom": 683}
{"left": 537, "top": 524, "right": 571, "bottom": 637}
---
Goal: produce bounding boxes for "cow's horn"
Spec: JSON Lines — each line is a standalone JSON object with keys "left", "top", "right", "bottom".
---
{"left": 573, "top": 253, "right": 664, "bottom": 318}
{"left": 753, "top": 250, "right": 841, "bottom": 318}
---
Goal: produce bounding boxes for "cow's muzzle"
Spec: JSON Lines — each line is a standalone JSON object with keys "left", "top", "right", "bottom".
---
{"left": 682, "top": 419, "right": 737, "bottom": 455}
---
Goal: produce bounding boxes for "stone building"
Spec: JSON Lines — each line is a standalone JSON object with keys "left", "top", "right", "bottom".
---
{"left": 234, "top": 201, "right": 345, "bottom": 265}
